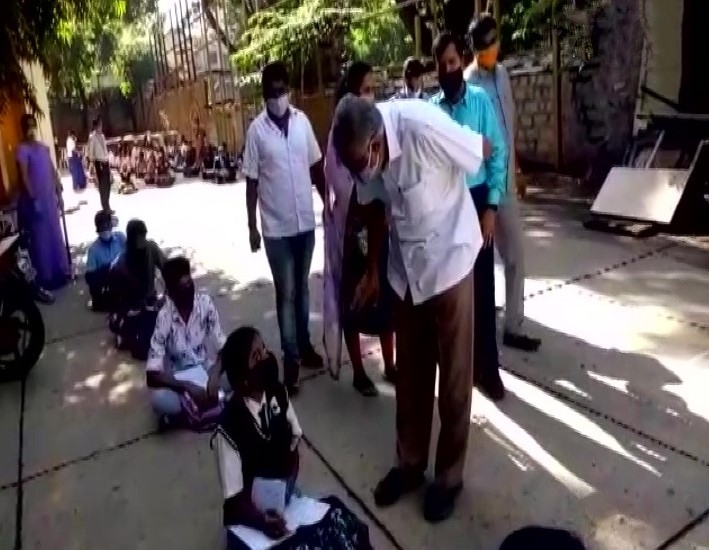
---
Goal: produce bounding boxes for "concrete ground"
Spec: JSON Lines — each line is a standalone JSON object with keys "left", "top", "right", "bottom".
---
{"left": 1, "top": 178, "right": 709, "bottom": 549}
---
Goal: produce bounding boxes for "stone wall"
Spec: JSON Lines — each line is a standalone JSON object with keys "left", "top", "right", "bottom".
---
{"left": 509, "top": 68, "right": 557, "bottom": 165}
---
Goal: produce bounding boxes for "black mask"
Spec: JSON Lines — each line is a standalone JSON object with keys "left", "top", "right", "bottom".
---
{"left": 248, "top": 353, "right": 279, "bottom": 390}
{"left": 438, "top": 68, "right": 464, "bottom": 100}
{"left": 170, "top": 281, "right": 194, "bottom": 307}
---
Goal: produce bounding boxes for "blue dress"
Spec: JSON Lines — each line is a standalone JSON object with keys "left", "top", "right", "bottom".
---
{"left": 67, "top": 140, "right": 87, "bottom": 191}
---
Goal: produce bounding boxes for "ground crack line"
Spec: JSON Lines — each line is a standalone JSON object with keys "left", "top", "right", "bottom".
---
{"left": 523, "top": 243, "right": 677, "bottom": 303}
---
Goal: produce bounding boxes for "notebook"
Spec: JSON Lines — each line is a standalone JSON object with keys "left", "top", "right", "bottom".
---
{"left": 228, "top": 496, "right": 330, "bottom": 550}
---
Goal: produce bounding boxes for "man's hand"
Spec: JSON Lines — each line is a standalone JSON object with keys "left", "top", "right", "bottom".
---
{"left": 262, "top": 510, "right": 288, "bottom": 539}
{"left": 481, "top": 208, "right": 496, "bottom": 248}
{"left": 206, "top": 361, "right": 222, "bottom": 402}
{"left": 482, "top": 138, "right": 492, "bottom": 160}
{"left": 352, "top": 268, "right": 379, "bottom": 311}
{"left": 249, "top": 226, "right": 261, "bottom": 253}
{"left": 183, "top": 383, "right": 211, "bottom": 409}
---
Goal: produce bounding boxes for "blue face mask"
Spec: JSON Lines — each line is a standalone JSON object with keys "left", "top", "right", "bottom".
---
{"left": 99, "top": 230, "right": 112, "bottom": 242}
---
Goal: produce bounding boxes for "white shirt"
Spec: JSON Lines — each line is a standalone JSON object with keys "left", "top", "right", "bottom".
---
{"left": 66, "top": 136, "right": 76, "bottom": 157}
{"left": 214, "top": 395, "right": 303, "bottom": 498}
{"left": 86, "top": 131, "right": 109, "bottom": 162}
{"left": 367, "top": 100, "right": 485, "bottom": 305}
{"left": 242, "top": 107, "right": 322, "bottom": 238}
{"left": 146, "top": 292, "right": 227, "bottom": 373}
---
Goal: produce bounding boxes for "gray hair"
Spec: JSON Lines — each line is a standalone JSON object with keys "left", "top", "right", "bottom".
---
{"left": 331, "top": 94, "right": 384, "bottom": 159}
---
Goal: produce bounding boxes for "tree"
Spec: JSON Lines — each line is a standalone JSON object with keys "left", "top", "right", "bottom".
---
{"left": 44, "top": 0, "right": 155, "bottom": 131}
{"left": 232, "top": 0, "right": 362, "bottom": 88}
{"left": 0, "top": 0, "right": 92, "bottom": 114}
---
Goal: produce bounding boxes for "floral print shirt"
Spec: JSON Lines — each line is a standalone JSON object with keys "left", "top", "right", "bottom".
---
{"left": 146, "top": 292, "right": 226, "bottom": 373}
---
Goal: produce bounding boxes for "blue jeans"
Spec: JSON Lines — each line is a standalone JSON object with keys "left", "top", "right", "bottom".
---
{"left": 263, "top": 230, "right": 315, "bottom": 379}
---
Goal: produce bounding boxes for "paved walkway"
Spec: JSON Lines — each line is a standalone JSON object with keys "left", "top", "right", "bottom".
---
{"left": 1, "top": 180, "right": 708, "bottom": 549}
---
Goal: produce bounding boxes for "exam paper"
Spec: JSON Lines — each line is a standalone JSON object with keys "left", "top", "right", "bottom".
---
{"left": 228, "top": 496, "right": 330, "bottom": 550}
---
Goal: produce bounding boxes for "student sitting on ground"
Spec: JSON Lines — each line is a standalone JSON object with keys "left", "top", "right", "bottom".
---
{"left": 145, "top": 149, "right": 157, "bottom": 185}
{"left": 210, "top": 326, "right": 373, "bottom": 550}
{"left": 183, "top": 142, "right": 200, "bottom": 177}
{"left": 214, "top": 142, "right": 236, "bottom": 184}
{"left": 85, "top": 211, "right": 125, "bottom": 312}
{"left": 109, "top": 219, "right": 166, "bottom": 358}
{"left": 155, "top": 147, "right": 175, "bottom": 187}
{"left": 146, "top": 256, "right": 227, "bottom": 430}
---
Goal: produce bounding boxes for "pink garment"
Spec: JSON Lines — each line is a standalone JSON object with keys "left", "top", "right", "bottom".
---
{"left": 322, "top": 131, "right": 355, "bottom": 374}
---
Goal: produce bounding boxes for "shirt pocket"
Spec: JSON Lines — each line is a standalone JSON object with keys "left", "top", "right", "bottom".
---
{"left": 391, "top": 180, "right": 439, "bottom": 241}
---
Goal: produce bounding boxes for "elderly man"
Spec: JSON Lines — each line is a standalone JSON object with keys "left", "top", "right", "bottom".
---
{"left": 331, "top": 94, "right": 490, "bottom": 522}
{"left": 466, "top": 14, "right": 541, "bottom": 352}
{"left": 430, "top": 31, "right": 507, "bottom": 402}
{"left": 243, "top": 61, "right": 326, "bottom": 396}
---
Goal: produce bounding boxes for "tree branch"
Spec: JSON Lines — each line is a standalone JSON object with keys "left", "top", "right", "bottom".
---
{"left": 201, "top": 0, "right": 237, "bottom": 54}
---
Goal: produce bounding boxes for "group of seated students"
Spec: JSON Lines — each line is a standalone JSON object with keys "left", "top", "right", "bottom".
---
{"left": 84, "top": 213, "right": 376, "bottom": 549}
{"left": 174, "top": 136, "right": 239, "bottom": 184}
{"left": 84, "top": 212, "right": 167, "bottom": 359}
{"left": 83, "top": 214, "right": 588, "bottom": 550}
{"left": 110, "top": 141, "right": 175, "bottom": 192}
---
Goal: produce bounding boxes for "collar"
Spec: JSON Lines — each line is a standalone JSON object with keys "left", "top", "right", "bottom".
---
{"left": 432, "top": 83, "right": 470, "bottom": 108}
{"left": 166, "top": 293, "right": 199, "bottom": 321}
{"left": 375, "top": 102, "right": 402, "bottom": 163}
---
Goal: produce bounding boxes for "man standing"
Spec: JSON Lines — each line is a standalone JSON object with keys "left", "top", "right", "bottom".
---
{"left": 391, "top": 57, "right": 428, "bottom": 100}
{"left": 331, "top": 94, "right": 489, "bottom": 522}
{"left": 466, "top": 15, "right": 541, "bottom": 352}
{"left": 430, "top": 31, "right": 507, "bottom": 401}
{"left": 86, "top": 118, "right": 112, "bottom": 213}
{"left": 243, "top": 61, "right": 325, "bottom": 396}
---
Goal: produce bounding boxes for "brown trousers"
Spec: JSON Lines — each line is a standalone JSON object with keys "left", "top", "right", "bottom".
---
{"left": 395, "top": 269, "right": 475, "bottom": 488}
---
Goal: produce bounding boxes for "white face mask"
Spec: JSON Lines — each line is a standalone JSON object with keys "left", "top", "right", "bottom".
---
{"left": 358, "top": 141, "right": 381, "bottom": 182}
{"left": 266, "top": 95, "right": 290, "bottom": 118}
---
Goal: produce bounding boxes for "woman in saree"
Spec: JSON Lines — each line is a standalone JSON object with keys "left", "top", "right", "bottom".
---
{"left": 15, "top": 114, "right": 70, "bottom": 291}
{"left": 322, "top": 62, "right": 395, "bottom": 396}
{"left": 66, "top": 130, "right": 87, "bottom": 191}
{"left": 210, "top": 326, "right": 373, "bottom": 549}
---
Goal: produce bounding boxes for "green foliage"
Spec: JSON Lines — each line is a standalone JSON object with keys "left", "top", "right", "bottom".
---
{"left": 346, "top": 0, "right": 413, "bottom": 67}
{"left": 232, "top": 0, "right": 361, "bottom": 74}
{"left": 45, "top": 0, "right": 155, "bottom": 105}
{"left": 0, "top": 0, "right": 94, "bottom": 114}
{"left": 232, "top": 0, "right": 412, "bottom": 81}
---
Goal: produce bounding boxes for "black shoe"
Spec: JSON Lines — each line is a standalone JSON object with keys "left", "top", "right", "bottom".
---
{"left": 353, "top": 373, "right": 379, "bottom": 397}
{"left": 423, "top": 483, "right": 462, "bottom": 523}
{"left": 373, "top": 467, "right": 424, "bottom": 507}
{"left": 503, "top": 331, "right": 541, "bottom": 352}
{"left": 34, "top": 287, "right": 55, "bottom": 304}
{"left": 475, "top": 372, "right": 506, "bottom": 401}
{"left": 300, "top": 345, "right": 324, "bottom": 370}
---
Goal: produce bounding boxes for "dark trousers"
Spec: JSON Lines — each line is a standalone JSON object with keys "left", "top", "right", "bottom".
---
{"left": 469, "top": 185, "right": 500, "bottom": 383}
{"left": 85, "top": 266, "right": 112, "bottom": 312}
{"left": 94, "top": 161, "right": 112, "bottom": 212}
{"left": 263, "top": 230, "right": 315, "bottom": 384}
{"left": 395, "top": 270, "right": 474, "bottom": 488}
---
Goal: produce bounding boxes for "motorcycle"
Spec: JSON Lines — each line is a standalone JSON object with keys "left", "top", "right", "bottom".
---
{"left": 0, "top": 234, "right": 45, "bottom": 382}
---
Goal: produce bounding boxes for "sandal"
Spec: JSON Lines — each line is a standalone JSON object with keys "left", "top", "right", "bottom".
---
{"left": 353, "top": 374, "right": 379, "bottom": 397}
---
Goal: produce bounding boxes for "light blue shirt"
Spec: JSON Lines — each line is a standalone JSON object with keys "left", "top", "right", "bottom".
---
{"left": 430, "top": 84, "right": 507, "bottom": 205}
{"left": 85, "top": 232, "right": 126, "bottom": 273}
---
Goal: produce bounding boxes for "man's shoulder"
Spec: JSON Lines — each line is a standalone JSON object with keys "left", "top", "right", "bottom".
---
{"left": 87, "top": 238, "right": 102, "bottom": 254}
